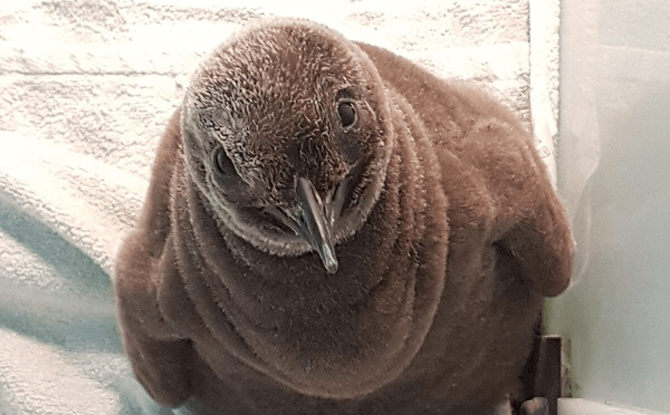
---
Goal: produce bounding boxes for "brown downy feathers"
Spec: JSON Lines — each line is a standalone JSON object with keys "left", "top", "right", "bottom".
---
{"left": 114, "top": 18, "right": 574, "bottom": 415}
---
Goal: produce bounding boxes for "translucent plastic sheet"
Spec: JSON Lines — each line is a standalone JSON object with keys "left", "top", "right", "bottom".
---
{"left": 547, "top": 0, "right": 670, "bottom": 412}
{"left": 555, "top": 1, "right": 602, "bottom": 284}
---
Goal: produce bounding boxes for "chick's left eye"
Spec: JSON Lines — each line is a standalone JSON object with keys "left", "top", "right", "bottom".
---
{"left": 213, "top": 147, "right": 237, "bottom": 178}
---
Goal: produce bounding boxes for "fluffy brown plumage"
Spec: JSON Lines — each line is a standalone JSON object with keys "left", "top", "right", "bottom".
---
{"left": 114, "top": 18, "right": 574, "bottom": 415}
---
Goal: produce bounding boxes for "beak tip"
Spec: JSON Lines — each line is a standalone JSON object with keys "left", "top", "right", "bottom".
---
{"left": 324, "top": 258, "right": 338, "bottom": 274}
{"left": 317, "top": 243, "right": 338, "bottom": 274}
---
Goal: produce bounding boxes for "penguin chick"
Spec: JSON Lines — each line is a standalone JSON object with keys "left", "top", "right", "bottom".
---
{"left": 114, "top": 18, "right": 574, "bottom": 415}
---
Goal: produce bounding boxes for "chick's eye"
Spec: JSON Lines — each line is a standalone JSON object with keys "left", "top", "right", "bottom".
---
{"left": 337, "top": 100, "right": 357, "bottom": 128}
{"left": 213, "top": 146, "right": 237, "bottom": 178}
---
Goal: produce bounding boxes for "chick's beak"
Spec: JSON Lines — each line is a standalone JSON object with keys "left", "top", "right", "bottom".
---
{"left": 267, "top": 175, "right": 352, "bottom": 274}
{"left": 294, "top": 177, "right": 338, "bottom": 274}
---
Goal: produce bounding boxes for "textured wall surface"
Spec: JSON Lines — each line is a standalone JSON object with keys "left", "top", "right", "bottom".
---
{"left": 0, "top": 1, "right": 554, "bottom": 414}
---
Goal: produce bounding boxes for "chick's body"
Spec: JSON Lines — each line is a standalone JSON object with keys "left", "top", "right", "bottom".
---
{"left": 114, "top": 19, "right": 573, "bottom": 415}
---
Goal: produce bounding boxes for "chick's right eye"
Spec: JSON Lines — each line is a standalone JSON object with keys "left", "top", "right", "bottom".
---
{"left": 337, "top": 101, "right": 357, "bottom": 128}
